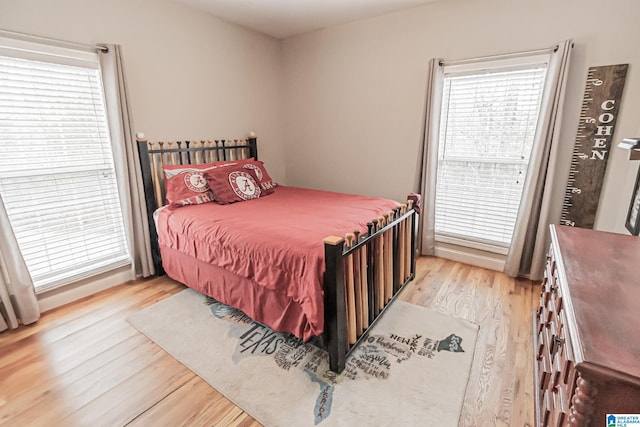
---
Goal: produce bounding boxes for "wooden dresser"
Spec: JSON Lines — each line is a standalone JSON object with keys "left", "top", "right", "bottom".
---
{"left": 533, "top": 225, "right": 640, "bottom": 427}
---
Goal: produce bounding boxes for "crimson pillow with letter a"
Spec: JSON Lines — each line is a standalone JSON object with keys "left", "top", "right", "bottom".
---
{"left": 212, "top": 159, "right": 277, "bottom": 194}
{"left": 163, "top": 163, "right": 232, "bottom": 207}
{"left": 239, "top": 160, "right": 277, "bottom": 193}
{"left": 204, "top": 165, "right": 265, "bottom": 205}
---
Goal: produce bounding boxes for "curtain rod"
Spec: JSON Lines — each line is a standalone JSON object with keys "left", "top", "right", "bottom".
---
{"left": 0, "top": 28, "right": 108, "bottom": 53}
{"left": 440, "top": 44, "right": 560, "bottom": 67}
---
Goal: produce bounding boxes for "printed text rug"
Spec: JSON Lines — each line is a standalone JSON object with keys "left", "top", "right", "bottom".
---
{"left": 126, "top": 289, "right": 479, "bottom": 426}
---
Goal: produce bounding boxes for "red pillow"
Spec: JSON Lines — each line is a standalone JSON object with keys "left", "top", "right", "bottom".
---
{"left": 213, "top": 159, "right": 276, "bottom": 191}
{"left": 238, "top": 160, "right": 277, "bottom": 192}
{"left": 163, "top": 163, "right": 233, "bottom": 207}
{"left": 204, "top": 166, "right": 264, "bottom": 205}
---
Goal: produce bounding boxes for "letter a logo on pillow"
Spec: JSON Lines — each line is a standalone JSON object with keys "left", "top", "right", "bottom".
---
{"left": 183, "top": 172, "right": 208, "bottom": 193}
{"left": 243, "top": 163, "right": 263, "bottom": 180}
{"left": 229, "top": 171, "right": 261, "bottom": 200}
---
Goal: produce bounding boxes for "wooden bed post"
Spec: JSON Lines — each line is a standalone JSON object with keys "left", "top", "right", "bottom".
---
{"left": 392, "top": 208, "right": 401, "bottom": 293}
{"left": 366, "top": 222, "right": 376, "bottom": 323}
{"left": 248, "top": 136, "right": 258, "bottom": 160}
{"left": 323, "top": 236, "right": 347, "bottom": 373}
{"left": 410, "top": 203, "right": 417, "bottom": 277}
{"left": 137, "top": 137, "right": 164, "bottom": 275}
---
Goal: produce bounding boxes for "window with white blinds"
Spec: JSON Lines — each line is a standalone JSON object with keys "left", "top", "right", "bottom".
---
{"left": 435, "top": 58, "right": 548, "bottom": 250}
{"left": 0, "top": 40, "right": 130, "bottom": 292}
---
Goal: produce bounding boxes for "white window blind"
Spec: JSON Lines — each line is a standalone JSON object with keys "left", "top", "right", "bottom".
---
{"left": 435, "top": 61, "right": 547, "bottom": 249}
{"left": 0, "top": 45, "right": 130, "bottom": 292}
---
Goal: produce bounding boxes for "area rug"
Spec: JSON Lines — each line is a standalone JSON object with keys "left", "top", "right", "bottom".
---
{"left": 127, "top": 289, "right": 479, "bottom": 426}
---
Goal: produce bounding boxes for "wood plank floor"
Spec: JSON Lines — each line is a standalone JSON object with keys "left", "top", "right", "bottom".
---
{"left": 0, "top": 257, "right": 537, "bottom": 426}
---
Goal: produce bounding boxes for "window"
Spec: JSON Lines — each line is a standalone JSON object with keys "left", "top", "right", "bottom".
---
{"left": 0, "top": 38, "right": 130, "bottom": 292}
{"left": 434, "top": 56, "right": 548, "bottom": 252}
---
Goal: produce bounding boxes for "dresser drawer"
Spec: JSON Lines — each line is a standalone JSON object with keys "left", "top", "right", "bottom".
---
{"left": 551, "top": 386, "right": 569, "bottom": 427}
{"left": 556, "top": 311, "right": 576, "bottom": 398}
{"left": 541, "top": 389, "right": 552, "bottom": 427}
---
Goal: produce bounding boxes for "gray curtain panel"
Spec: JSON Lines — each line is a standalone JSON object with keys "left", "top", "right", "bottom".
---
{"left": 504, "top": 40, "right": 573, "bottom": 280}
{"left": 414, "top": 58, "right": 444, "bottom": 256}
{"left": 99, "top": 45, "right": 155, "bottom": 278}
{"left": 0, "top": 193, "right": 39, "bottom": 332}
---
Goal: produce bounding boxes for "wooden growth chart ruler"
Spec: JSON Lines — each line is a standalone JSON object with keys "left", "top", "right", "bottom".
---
{"left": 560, "top": 64, "right": 628, "bottom": 229}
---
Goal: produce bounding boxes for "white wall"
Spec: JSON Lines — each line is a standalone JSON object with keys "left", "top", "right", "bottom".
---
{"left": 282, "top": 0, "right": 640, "bottom": 234}
{"left": 0, "top": 0, "right": 285, "bottom": 182}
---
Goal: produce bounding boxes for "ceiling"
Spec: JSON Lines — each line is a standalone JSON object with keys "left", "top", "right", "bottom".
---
{"left": 174, "top": 0, "right": 441, "bottom": 39}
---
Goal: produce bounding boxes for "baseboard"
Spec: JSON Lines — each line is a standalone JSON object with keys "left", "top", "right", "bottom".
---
{"left": 435, "top": 244, "right": 506, "bottom": 271}
{"left": 37, "top": 266, "right": 133, "bottom": 313}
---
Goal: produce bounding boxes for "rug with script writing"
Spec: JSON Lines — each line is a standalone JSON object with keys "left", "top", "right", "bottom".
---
{"left": 127, "top": 289, "right": 479, "bottom": 426}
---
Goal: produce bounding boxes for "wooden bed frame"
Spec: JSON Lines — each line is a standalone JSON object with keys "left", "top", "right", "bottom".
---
{"left": 136, "top": 134, "right": 418, "bottom": 373}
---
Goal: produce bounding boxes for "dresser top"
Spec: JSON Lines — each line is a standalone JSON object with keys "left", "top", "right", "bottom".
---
{"left": 552, "top": 225, "right": 640, "bottom": 381}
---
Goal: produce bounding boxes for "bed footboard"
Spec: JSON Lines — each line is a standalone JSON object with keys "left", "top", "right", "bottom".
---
{"left": 323, "top": 201, "right": 417, "bottom": 373}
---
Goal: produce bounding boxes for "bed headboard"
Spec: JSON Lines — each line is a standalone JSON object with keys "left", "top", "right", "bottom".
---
{"left": 136, "top": 133, "right": 258, "bottom": 274}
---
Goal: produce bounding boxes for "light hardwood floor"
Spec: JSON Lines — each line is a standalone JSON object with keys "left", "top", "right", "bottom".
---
{"left": 0, "top": 257, "right": 537, "bottom": 427}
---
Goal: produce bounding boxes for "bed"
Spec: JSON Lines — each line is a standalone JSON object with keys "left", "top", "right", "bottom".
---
{"left": 137, "top": 134, "right": 417, "bottom": 373}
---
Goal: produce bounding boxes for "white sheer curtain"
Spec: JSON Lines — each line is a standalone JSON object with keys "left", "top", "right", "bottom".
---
{"left": 99, "top": 45, "right": 154, "bottom": 278}
{"left": 504, "top": 40, "right": 573, "bottom": 280}
{"left": 0, "top": 194, "right": 39, "bottom": 332}
{"left": 414, "top": 58, "right": 444, "bottom": 255}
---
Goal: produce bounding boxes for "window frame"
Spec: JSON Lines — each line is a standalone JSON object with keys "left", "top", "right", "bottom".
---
{"left": 433, "top": 53, "right": 551, "bottom": 254}
{"left": 0, "top": 36, "right": 131, "bottom": 293}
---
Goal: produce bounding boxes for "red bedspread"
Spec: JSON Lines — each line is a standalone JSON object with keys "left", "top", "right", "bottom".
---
{"left": 157, "top": 186, "right": 399, "bottom": 340}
